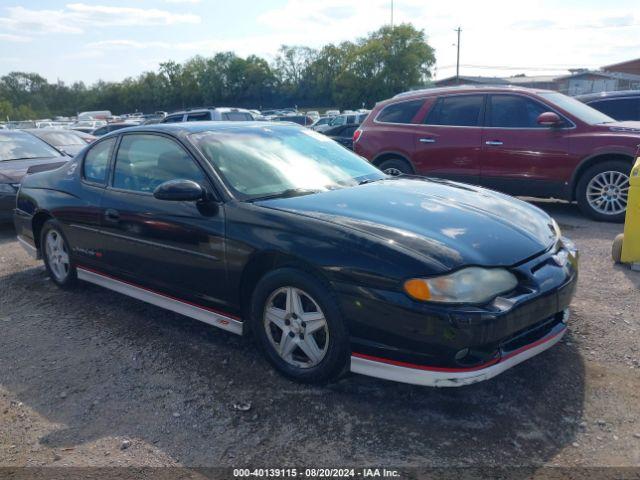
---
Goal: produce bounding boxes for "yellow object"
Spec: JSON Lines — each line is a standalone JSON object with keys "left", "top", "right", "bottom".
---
{"left": 404, "top": 279, "right": 431, "bottom": 301}
{"left": 621, "top": 157, "right": 640, "bottom": 265}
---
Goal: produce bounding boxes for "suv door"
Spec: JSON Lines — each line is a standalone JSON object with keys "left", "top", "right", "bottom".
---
{"left": 413, "top": 94, "right": 484, "bottom": 184}
{"left": 480, "top": 94, "right": 571, "bottom": 197}
{"left": 98, "top": 133, "right": 229, "bottom": 310}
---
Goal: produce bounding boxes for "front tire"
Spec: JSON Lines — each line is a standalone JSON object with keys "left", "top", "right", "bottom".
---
{"left": 41, "top": 220, "right": 77, "bottom": 288}
{"left": 251, "top": 268, "right": 349, "bottom": 384}
{"left": 576, "top": 160, "right": 630, "bottom": 223}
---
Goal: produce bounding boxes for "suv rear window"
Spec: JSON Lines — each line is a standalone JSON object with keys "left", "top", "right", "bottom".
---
{"left": 425, "top": 95, "right": 484, "bottom": 127}
{"left": 589, "top": 98, "right": 640, "bottom": 121}
{"left": 376, "top": 100, "right": 424, "bottom": 124}
{"left": 222, "top": 112, "right": 253, "bottom": 121}
{"left": 163, "top": 115, "right": 184, "bottom": 123}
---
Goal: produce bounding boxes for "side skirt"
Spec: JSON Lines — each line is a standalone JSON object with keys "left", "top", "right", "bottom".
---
{"left": 76, "top": 266, "right": 243, "bottom": 335}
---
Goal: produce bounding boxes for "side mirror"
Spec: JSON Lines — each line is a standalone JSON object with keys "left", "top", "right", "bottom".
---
{"left": 537, "top": 112, "right": 562, "bottom": 127}
{"left": 153, "top": 179, "right": 204, "bottom": 202}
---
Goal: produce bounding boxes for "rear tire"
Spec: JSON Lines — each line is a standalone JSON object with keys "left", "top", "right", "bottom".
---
{"left": 377, "top": 157, "right": 413, "bottom": 176}
{"left": 576, "top": 160, "right": 631, "bottom": 223}
{"left": 41, "top": 220, "right": 77, "bottom": 288}
{"left": 251, "top": 268, "right": 349, "bottom": 384}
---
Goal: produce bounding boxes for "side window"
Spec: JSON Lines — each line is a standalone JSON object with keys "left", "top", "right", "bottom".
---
{"left": 93, "top": 126, "right": 108, "bottom": 136}
{"left": 113, "top": 135, "right": 206, "bottom": 193}
{"left": 83, "top": 138, "right": 116, "bottom": 184}
{"left": 376, "top": 100, "right": 424, "bottom": 124}
{"left": 187, "top": 112, "right": 211, "bottom": 122}
{"left": 163, "top": 114, "right": 184, "bottom": 123}
{"left": 425, "top": 95, "right": 484, "bottom": 127}
{"left": 589, "top": 98, "right": 640, "bottom": 121}
{"left": 488, "top": 95, "right": 549, "bottom": 128}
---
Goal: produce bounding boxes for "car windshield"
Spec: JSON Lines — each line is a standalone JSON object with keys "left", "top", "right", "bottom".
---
{"left": 190, "top": 126, "right": 384, "bottom": 199}
{"left": 0, "top": 133, "right": 62, "bottom": 161}
{"left": 539, "top": 92, "right": 615, "bottom": 125}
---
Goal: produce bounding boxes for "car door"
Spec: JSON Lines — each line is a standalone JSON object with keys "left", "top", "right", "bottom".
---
{"left": 60, "top": 137, "right": 117, "bottom": 270}
{"left": 98, "top": 132, "right": 229, "bottom": 310}
{"left": 480, "top": 94, "right": 571, "bottom": 197}
{"left": 412, "top": 94, "right": 484, "bottom": 184}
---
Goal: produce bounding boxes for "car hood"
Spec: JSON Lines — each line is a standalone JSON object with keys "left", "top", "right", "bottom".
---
{"left": 257, "top": 178, "right": 557, "bottom": 270}
{"left": 0, "top": 157, "right": 67, "bottom": 183}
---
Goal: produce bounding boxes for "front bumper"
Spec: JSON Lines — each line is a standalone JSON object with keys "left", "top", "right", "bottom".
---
{"left": 351, "top": 310, "right": 568, "bottom": 387}
{"left": 339, "top": 240, "right": 578, "bottom": 386}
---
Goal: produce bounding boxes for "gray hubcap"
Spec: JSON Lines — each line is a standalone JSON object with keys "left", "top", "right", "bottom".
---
{"left": 586, "top": 171, "right": 629, "bottom": 216}
{"left": 264, "top": 287, "right": 329, "bottom": 369}
{"left": 384, "top": 167, "right": 403, "bottom": 176}
{"left": 45, "top": 230, "right": 70, "bottom": 281}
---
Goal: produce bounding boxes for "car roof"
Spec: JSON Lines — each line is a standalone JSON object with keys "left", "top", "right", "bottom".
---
{"left": 167, "top": 107, "right": 251, "bottom": 115}
{"left": 392, "top": 84, "right": 555, "bottom": 100}
{"left": 575, "top": 90, "right": 640, "bottom": 102}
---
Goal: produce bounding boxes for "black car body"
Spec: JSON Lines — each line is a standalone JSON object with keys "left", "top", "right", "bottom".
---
{"left": 577, "top": 90, "right": 640, "bottom": 121}
{"left": 0, "top": 130, "right": 68, "bottom": 222}
{"left": 323, "top": 123, "right": 360, "bottom": 149}
{"left": 14, "top": 123, "right": 578, "bottom": 386}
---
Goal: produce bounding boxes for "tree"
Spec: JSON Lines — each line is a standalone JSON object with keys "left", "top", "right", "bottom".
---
{"left": 0, "top": 23, "right": 436, "bottom": 118}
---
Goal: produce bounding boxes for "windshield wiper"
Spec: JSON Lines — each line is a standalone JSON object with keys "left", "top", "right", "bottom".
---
{"left": 358, "top": 177, "right": 384, "bottom": 185}
{"left": 250, "top": 188, "right": 320, "bottom": 201}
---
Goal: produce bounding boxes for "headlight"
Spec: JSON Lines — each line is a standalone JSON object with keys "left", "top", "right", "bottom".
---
{"left": 551, "top": 218, "right": 561, "bottom": 238}
{"left": 404, "top": 267, "right": 518, "bottom": 304}
{"left": 0, "top": 183, "right": 17, "bottom": 194}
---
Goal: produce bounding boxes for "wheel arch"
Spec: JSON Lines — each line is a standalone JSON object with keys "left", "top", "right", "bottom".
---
{"left": 570, "top": 152, "right": 634, "bottom": 200}
{"left": 371, "top": 151, "right": 415, "bottom": 173}
{"left": 238, "top": 250, "right": 332, "bottom": 333}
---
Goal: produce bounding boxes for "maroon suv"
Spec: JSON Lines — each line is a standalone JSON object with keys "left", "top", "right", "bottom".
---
{"left": 354, "top": 86, "right": 639, "bottom": 222}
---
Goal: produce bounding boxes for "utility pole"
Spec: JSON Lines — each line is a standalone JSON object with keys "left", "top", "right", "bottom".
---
{"left": 390, "top": 0, "right": 394, "bottom": 27}
{"left": 455, "top": 27, "right": 461, "bottom": 84}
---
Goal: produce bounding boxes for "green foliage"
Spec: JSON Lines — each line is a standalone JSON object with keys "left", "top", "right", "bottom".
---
{"left": 0, "top": 24, "right": 435, "bottom": 118}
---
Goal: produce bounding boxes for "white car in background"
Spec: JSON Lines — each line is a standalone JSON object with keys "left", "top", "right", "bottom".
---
{"left": 310, "top": 117, "right": 333, "bottom": 133}
{"left": 325, "top": 110, "right": 340, "bottom": 117}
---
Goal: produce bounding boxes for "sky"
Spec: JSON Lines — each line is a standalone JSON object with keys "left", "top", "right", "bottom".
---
{"left": 0, "top": 0, "right": 639, "bottom": 85}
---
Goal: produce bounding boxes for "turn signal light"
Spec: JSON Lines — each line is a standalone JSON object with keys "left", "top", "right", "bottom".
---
{"left": 404, "top": 279, "right": 431, "bottom": 301}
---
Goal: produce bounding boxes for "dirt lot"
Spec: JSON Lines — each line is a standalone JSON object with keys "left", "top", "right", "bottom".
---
{"left": 0, "top": 200, "right": 639, "bottom": 475}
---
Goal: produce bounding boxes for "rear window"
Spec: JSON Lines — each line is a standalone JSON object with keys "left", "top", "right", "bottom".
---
{"left": 163, "top": 115, "right": 184, "bottom": 123}
{"left": 376, "top": 100, "right": 424, "bottom": 124}
{"left": 425, "top": 95, "right": 484, "bottom": 127}
{"left": 588, "top": 98, "right": 640, "bottom": 121}
{"left": 0, "top": 132, "right": 62, "bottom": 161}
{"left": 222, "top": 112, "right": 253, "bottom": 121}
{"left": 187, "top": 112, "right": 211, "bottom": 122}
{"left": 38, "top": 131, "right": 86, "bottom": 146}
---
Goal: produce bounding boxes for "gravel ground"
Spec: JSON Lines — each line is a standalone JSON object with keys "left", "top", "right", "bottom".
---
{"left": 0, "top": 200, "right": 639, "bottom": 473}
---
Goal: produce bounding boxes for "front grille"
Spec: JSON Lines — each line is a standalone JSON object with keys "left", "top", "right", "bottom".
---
{"left": 500, "top": 311, "right": 565, "bottom": 354}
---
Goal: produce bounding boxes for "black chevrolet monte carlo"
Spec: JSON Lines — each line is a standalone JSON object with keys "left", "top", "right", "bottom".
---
{"left": 14, "top": 122, "right": 579, "bottom": 387}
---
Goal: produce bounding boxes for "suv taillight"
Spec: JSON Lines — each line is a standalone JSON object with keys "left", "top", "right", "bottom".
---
{"left": 353, "top": 128, "right": 363, "bottom": 143}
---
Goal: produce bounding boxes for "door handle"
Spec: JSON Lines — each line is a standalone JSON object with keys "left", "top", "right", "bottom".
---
{"left": 419, "top": 138, "right": 436, "bottom": 143}
{"left": 485, "top": 140, "right": 504, "bottom": 146}
{"left": 104, "top": 209, "right": 120, "bottom": 222}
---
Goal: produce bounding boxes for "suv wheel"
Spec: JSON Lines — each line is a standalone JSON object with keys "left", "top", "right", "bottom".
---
{"left": 577, "top": 160, "right": 630, "bottom": 223}
{"left": 251, "top": 268, "right": 349, "bottom": 384}
{"left": 378, "top": 157, "right": 413, "bottom": 176}
{"left": 41, "top": 220, "right": 77, "bottom": 288}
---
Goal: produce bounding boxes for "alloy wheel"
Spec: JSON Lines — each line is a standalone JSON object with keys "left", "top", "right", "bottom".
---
{"left": 384, "top": 167, "right": 403, "bottom": 176}
{"left": 586, "top": 170, "right": 629, "bottom": 216}
{"left": 263, "top": 287, "right": 329, "bottom": 369}
{"left": 45, "top": 230, "right": 70, "bottom": 282}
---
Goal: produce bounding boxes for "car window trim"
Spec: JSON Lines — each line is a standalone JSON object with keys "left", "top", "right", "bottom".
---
{"left": 79, "top": 136, "right": 118, "bottom": 188}
{"left": 373, "top": 98, "right": 426, "bottom": 126}
{"left": 107, "top": 131, "right": 217, "bottom": 198}
{"left": 483, "top": 93, "right": 576, "bottom": 130}
{"left": 422, "top": 93, "right": 487, "bottom": 128}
